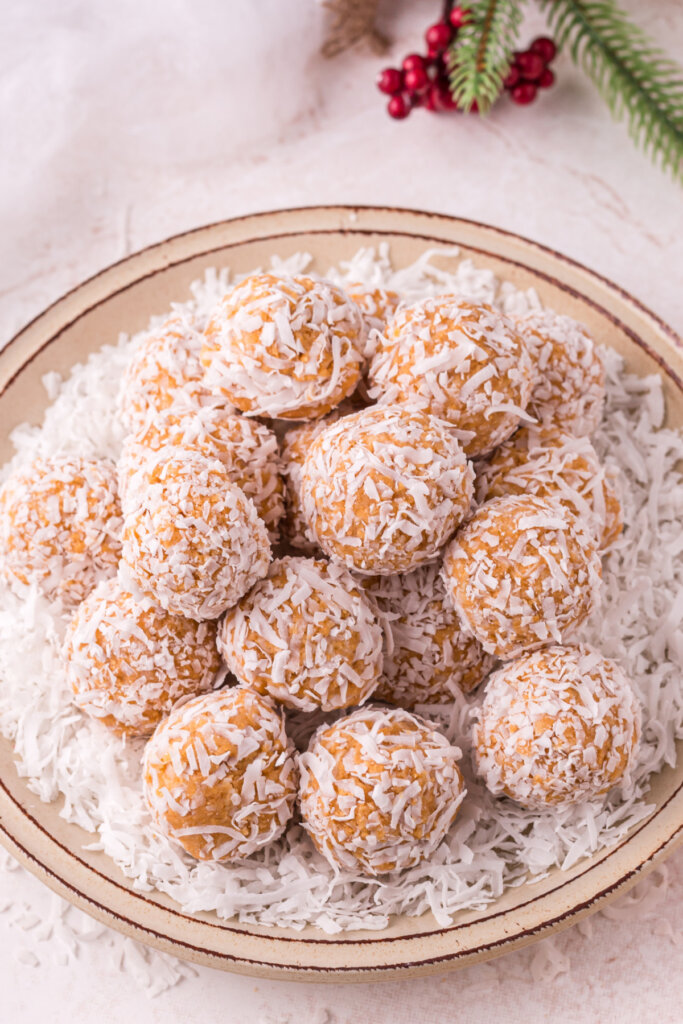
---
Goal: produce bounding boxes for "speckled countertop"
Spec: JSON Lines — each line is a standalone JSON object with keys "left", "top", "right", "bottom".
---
{"left": 1, "top": 1, "right": 682, "bottom": 1021}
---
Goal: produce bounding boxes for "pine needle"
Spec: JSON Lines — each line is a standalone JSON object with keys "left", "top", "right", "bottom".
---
{"left": 539, "top": 0, "right": 683, "bottom": 181}
{"left": 448, "top": 0, "right": 526, "bottom": 114}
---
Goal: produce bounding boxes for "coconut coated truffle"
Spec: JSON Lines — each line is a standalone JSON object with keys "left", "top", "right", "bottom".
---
{"left": 118, "top": 406, "right": 284, "bottom": 540}
{"left": 360, "top": 563, "right": 496, "bottom": 707}
{"left": 143, "top": 687, "right": 298, "bottom": 861}
{"left": 298, "top": 706, "right": 466, "bottom": 875}
{"left": 0, "top": 455, "right": 122, "bottom": 607}
{"left": 347, "top": 284, "right": 401, "bottom": 361}
{"left": 120, "top": 451, "right": 271, "bottom": 620}
{"left": 119, "top": 313, "right": 210, "bottom": 434}
{"left": 63, "top": 577, "right": 220, "bottom": 736}
{"left": 517, "top": 309, "right": 605, "bottom": 437}
{"left": 473, "top": 644, "right": 640, "bottom": 808}
{"left": 442, "top": 494, "right": 602, "bottom": 660}
{"left": 201, "top": 273, "right": 364, "bottom": 420}
{"left": 280, "top": 410, "right": 346, "bottom": 553}
{"left": 300, "top": 405, "right": 474, "bottom": 575}
{"left": 368, "top": 298, "right": 535, "bottom": 457}
{"left": 475, "top": 426, "right": 623, "bottom": 551}
{"left": 218, "top": 556, "right": 383, "bottom": 712}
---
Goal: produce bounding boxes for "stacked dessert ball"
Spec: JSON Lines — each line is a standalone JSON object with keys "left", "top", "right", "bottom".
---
{"left": 0, "top": 267, "right": 641, "bottom": 877}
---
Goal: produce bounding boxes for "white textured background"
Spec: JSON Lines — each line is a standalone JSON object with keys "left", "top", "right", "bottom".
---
{"left": 1, "top": 1, "right": 682, "bottom": 1020}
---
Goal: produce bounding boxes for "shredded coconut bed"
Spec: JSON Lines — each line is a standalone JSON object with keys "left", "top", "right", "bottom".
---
{"left": 0, "top": 245, "right": 682, "bottom": 934}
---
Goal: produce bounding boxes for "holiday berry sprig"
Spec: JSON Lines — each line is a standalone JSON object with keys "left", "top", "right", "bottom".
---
{"left": 377, "top": 9, "right": 557, "bottom": 118}
{"left": 376, "top": 6, "right": 467, "bottom": 119}
{"left": 503, "top": 36, "right": 557, "bottom": 106}
{"left": 375, "top": 0, "right": 683, "bottom": 180}
{"left": 447, "top": 0, "right": 525, "bottom": 113}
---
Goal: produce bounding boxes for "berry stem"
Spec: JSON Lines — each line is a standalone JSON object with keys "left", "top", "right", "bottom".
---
{"left": 475, "top": 2, "right": 500, "bottom": 76}
{"left": 448, "top": 0, "right": 525, "bottom": 113}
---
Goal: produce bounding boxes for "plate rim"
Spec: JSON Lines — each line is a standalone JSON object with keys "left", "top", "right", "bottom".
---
{"left": 4, "top": 204, "right": 680, "bottom": 351}
{"left": 1, "top": 204, "right": 681, "bottom": 981}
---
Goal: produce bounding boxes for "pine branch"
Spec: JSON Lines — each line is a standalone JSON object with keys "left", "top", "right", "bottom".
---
{"left": 538, "top": 0, "right": 683, "bottom": 181}
{"left": 448, "top": 0, "right": 526, "bottom": 114}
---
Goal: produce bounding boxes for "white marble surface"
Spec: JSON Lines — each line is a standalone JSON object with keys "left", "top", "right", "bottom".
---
{"left": 1, "top": 0, "right": 682, "bottom": 1020}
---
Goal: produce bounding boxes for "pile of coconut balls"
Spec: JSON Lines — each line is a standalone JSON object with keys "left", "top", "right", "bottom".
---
{"left": 0, "top": 271, "right": 641, "bottom": 878}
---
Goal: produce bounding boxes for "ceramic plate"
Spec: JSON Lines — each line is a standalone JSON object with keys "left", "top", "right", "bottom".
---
{"left": 0, "top": 206, "right": 681, "bottom": 982}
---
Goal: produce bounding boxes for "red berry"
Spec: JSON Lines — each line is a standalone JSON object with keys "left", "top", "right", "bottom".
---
{"left": 376, "top": 67, "right": 403, "bottom": 95}
{"left": 503, "top": 65, "right": 521, "bottom": 89}
{"left": 468, "top": 99, "right": 479, "bottom": 114}
{"left": 449, "top": 6, "right": 468, "bottom": 29}
{"left": 510, "top": 82, "right": 537, "bottom": 105}
{"left": 424, "top": 85, "right": 440, "bottom": 112}
{"left": 404, "top": 66, "right": 428, "bottom": 92}
{"left": 425, "top": 80, "right": 455, "bottom": 112}
{"left": 538, "top": 68, "right": 555, "bottom": 88}
{"left": 402, "top": 53, "right": 426, "bottom": 73}
{"left": 428, "top": 44, "right": 453, "bottom": 61}
{"left": 440, "top": 86, "right": 457, "bottom": 110}
{"left": 425, "top": 21, "right": 452, "bottom": 54}
{"left": 431, "top": 54, "right": 450, "bottom": 76}
{"left": 530, "top": 36, "right": 557, "bottom": 64}
{"left": 515, "top": 51, "right": 545, "bottom": 82}
{"left": 387, "top": 94, "right": 410, "bottom": 119}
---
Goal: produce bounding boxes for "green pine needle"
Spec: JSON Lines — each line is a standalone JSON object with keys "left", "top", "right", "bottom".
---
{"left": 539, "top": 0, "right": 683, "bottom": 181}
{"left": 448, "top": 0, "right": 525, "bottom": 114}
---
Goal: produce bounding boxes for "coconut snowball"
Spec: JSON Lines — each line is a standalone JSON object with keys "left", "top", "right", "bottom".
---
{"left": 120, "top": 451, "right": 271, "bottom": 620}
{"left": 360, "top": 563, "right": 496, "bottom": 707}
{"left": 118, "top": 312, "right": 211, "bottom": 434}
{"left": 442, "top": 494, "right": 602, "bottom": 660}
{"left": 475, "top": 426, "right": 623, "bottom": 551}
{"left": 0, "top": 455, "right": 122, "bottom": 607}
{"left": 143, "top": 687, "right": 298, "bottom": 862}
{"left": 218, "top": 556, "right": 383, "bottom": 712}
{"left": 473, "top": 644, "right": 641, "bottom": 809}
{"left": 200, "top": 272, "right": 364, "bottom": 420}
{"left": 63, "top": 577, "right": 221, "bottom": 737}
{"left": 300, "top": 404, "right": 474, "bottom": 575}
{"left": 347, "top": 284, "right": 401, "bottom": 362}
{"left": 118, "top": 406, "right": 284, "bottom": 540}
{"left": 368, "top": 297, "right": 535, "bottom": 457}
{"left": 517, "top": 309, "right": 606, "bottom": 437}
{"left": 298, "top": 705, "right": 466, "bottom": 875}
{"left": 280, "top": 410, "right": 344, "bottom": 553}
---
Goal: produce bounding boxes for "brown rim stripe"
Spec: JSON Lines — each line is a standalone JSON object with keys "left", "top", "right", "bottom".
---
{"left": 4, "top": 204, "right": 680, "bottom": 350}
{"left": 1, "top": 817, "right": 679, "bottom": 972}
{"left": 1, "top": 770, "right": 681, "bottom": 948}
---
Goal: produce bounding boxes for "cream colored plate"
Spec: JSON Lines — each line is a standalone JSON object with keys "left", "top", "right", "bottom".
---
{"left": 0, "top": 206, "right": 681, "bottom": 982}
